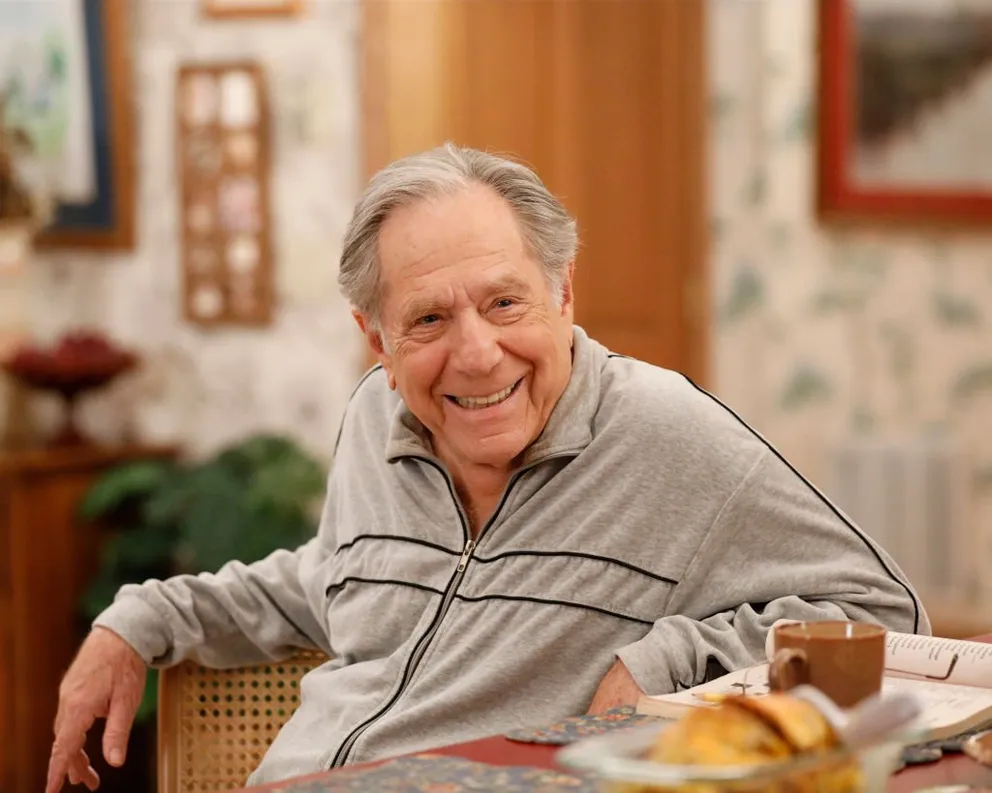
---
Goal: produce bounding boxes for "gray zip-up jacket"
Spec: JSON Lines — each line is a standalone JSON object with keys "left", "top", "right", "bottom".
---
{"left": 94, "top": 326, "right": 927, "bottom": 784}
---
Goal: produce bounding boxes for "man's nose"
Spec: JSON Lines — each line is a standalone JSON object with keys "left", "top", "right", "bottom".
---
{"left": 451, "top": 314, "right": 503, "bottom": 375}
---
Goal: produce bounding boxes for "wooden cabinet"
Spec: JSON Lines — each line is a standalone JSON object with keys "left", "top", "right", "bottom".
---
{"left": 0, "top": 444, "right": 175, "bottom": 793}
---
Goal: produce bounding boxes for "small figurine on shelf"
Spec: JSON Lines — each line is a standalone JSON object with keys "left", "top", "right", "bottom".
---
{"left": 2, "top": 331, "right": 139, "bottom": 446}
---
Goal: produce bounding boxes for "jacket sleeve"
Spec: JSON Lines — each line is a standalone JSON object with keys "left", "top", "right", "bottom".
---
{"left": 615, "top": 448, "right": 930, "bottom": 696}
{"left": 92, "top": 534, "right": 330, "bottom": 668}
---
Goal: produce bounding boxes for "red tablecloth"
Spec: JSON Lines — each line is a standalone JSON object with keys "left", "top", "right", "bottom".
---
{"left": 235, "top": 634, "right": 992, "bottom": 792}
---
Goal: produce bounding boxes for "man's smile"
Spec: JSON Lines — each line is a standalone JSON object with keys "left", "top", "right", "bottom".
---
{"left": 445, "top": 378, "right": 523, "bottom": 410}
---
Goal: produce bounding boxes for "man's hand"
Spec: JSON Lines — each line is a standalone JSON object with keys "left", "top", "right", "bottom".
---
{"left": 46, "top": 627, "right": 147, "bottom": 793}
{"left": 587, "top": 658, "right": 645, "bottom": 714}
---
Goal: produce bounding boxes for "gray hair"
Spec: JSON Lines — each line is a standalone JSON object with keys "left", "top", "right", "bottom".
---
{"left": 337, "top": 142, "right": 578, "bottom": 325}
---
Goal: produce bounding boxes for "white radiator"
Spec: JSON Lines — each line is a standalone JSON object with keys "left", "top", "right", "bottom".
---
{"left": 825, "top": 433, "right": 974, "bottom": 607}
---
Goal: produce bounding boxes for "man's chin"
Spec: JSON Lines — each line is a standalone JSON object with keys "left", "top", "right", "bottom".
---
{"left": 454, "top": 436, "right": 527, "bottom": 469}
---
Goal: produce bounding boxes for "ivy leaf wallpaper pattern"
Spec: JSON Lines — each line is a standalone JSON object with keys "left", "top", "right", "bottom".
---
{"left": 720, "top": 264, "right": 764, "bottom": 326}
{"left": 780, "top": 99, "right": 812, "bottom": 142}
{"left": 768, "top": 222, "right": 793, "bottom": 251}
{"left": 810, "top": 288, "right": 864, "bottom": 315}
{"left": 710, "top": 92, "right": 736, "bottom": 122}
{"left": 973, "top": 465, "right": 992, "bottom": 494}
{"left": 878, "top": 321, "right": 915, "bottom": 383}
{"left": 745, "top": 169, "right": 767, "bottom": 207}
{"left": 932, "top": 292, "right": 983, "bottom": 328}
{"left": 780, "top": 364, "right": 832, "bottom": 412}
{"left": 709, "top": 0, "right": 992, "bottom": 609}
{"left": 951, "top": 363, "right": 992, "bottom": 406}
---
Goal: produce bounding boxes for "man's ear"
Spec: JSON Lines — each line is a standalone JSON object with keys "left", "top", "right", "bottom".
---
{"left": 353, "top": 311, "right": 397, "bottom": 387}
{"left": 353, "top": 311, "right": 395, "bottom": 386}
{"left": 353, "top": 311, "right": 385, "bottom": 355}
{"left": 559, "top": 261, "right": 576, "bottom": 318}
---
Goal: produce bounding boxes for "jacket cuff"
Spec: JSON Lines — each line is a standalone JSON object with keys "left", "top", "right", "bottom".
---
{"left": 615, "top": 622, "right": 695, "bottom": 696}
{"left": 92, "top": 596, "right": 172, "bottom": 666}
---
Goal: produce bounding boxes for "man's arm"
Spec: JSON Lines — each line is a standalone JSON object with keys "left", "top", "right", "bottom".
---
{"left": 93, "top": 535, "right": 329, "bottom": 668}
{"left": 614, "top": 448, "right": 928, "bottom": 697}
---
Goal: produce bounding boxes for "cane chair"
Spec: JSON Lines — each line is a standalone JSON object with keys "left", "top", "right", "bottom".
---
{"left": 157, "top": 650, "right": 329, "bottom": 793}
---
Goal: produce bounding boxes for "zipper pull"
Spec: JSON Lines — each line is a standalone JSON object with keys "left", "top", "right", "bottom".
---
{"left": 456, "top": 539, "right": 476, "bottom": 572}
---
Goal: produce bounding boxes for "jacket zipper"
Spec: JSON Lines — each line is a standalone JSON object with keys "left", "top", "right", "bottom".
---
{"left": 327, "top": 450, "right": 573, "bottom": 767}
{"left": 329, "top": 536, "right": 475, "bottom": 767}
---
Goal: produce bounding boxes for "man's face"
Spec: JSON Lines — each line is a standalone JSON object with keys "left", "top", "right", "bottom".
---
{"left": 357, "top": 184, "right": 575, "bottom": 472}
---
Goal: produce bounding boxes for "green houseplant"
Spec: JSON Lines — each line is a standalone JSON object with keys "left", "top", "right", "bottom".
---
{"left": 78, "top": 434, "right": 327, "bottom": 721}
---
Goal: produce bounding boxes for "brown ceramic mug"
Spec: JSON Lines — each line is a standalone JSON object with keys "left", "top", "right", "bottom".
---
{"left": 767, "top": 620, "right": 886, "bottom": 708}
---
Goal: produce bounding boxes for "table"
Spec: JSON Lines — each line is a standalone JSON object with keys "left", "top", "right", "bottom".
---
{"left": 233, "top": 634, "right": 992, "bottom": 793}
{"left": 230, "top": 730, "right": 992, "bottom": 792}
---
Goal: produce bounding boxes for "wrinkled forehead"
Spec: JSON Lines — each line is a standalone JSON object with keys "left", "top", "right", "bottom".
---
{"left": 376, "top": 186, "right": 544, "bottom": 313}
{"left": 377, "top": 184, "right": 528, "bottom": 274}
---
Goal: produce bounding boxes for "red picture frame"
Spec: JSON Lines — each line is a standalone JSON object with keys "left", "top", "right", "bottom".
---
{"left": 817, "top": 0, "right": 992, "bottom": 226}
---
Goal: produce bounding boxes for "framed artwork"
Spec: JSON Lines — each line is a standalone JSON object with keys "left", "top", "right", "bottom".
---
{"left": 202, "top": 0, "right": 303, "bottom": 19}
{"left": 176, "top": 62, "right": 274, "bottom": 327}
{"left": 818, "top": 0, "right": 992, "bottom": 225}
{"left": 0, "top": 0, "right": 135, "bottom": 249}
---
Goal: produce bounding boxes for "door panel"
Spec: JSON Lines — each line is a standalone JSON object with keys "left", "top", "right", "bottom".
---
{"left": 362, "top": 0, "right": 708, "bottom": 383}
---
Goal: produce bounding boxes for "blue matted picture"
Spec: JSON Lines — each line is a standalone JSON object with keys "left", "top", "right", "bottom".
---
{"left": 0, "top": 0, "right": 135, "bottom": 249}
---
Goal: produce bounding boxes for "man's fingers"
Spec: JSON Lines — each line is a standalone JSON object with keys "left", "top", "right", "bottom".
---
{"left": 102, "top": 688, "right": 138, "bottom": 767}
{"left": 47, "top": 708, "right": 95, "bottom": 793}
{"left": 66, "top": 751, "right": 99, "bottom": 791}
{"left": 46, "top": 751, "right": 67, "bottom": 793}
{"left": 45, "top": 747, "right": 79, "bottom": 793}
{"left": 77, "top": 751, "right": 100, "bottom": 792}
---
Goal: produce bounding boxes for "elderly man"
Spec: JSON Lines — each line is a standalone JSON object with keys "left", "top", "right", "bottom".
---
{"left": 47, "top": 144, "right": 926, "bottom": 792}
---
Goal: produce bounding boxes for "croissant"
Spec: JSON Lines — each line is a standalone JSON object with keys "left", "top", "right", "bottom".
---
{"left": 614, "top": 693, "right": 862, "bottom": 793}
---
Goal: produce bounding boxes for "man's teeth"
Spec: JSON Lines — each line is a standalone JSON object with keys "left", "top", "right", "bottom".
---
{"left": 453, "top": 383, "right": 516, "bottom": 409}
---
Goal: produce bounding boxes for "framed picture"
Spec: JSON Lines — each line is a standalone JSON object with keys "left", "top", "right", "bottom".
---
{"left": 818, "top": 0, "right": 992, "bottom": 225}
{"left": 202, "top": 0, "right": 303, "bottom": 19}
{"left": 0, "top": 0, "right": 135, "bottom": 249}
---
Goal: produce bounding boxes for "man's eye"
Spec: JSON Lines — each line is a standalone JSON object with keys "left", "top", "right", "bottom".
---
{"left": 494, "top": 298, "right": 515, "bottom": 309}
{"left": 417, "top": 314, "right": 440, "bottom": 326}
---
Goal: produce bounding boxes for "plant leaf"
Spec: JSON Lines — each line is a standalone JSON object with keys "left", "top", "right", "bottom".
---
{"left": 79, "top": 461, "right": 178, "bottom": 521}
{"left": 80, "top": 572, "right": 124, "bottom": 622}
{"left": 135, "top": 671, "right": 158, "bottom": 724}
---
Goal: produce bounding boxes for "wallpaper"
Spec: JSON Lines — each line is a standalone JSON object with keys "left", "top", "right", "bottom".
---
{"left": 709, "top": 0, "right": 992, "bottom": 609}
{"left": 17, "top": 0, "right": 366, "bottom": 460}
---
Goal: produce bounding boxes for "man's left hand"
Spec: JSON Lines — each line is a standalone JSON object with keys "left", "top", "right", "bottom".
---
{"left": 587, "top": 658, "right": 645, "bottom": 714}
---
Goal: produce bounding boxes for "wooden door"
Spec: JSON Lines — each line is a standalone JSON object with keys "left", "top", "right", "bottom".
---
{"left": 363, "top": 0, "right": 708, "bottom": 383}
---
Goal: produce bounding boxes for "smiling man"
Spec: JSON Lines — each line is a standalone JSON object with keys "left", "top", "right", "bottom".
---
{"left": 48, "top": 144, "right": 927, "bottom": 792}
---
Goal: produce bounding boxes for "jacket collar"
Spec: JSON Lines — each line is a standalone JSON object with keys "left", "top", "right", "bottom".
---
{"left": 385, "top": 325, "right": 605, "bottom": 464}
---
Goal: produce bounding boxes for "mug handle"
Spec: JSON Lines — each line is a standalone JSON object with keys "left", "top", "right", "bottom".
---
{"left": 768, "top": 648, "right": 810, "bottom": 692}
